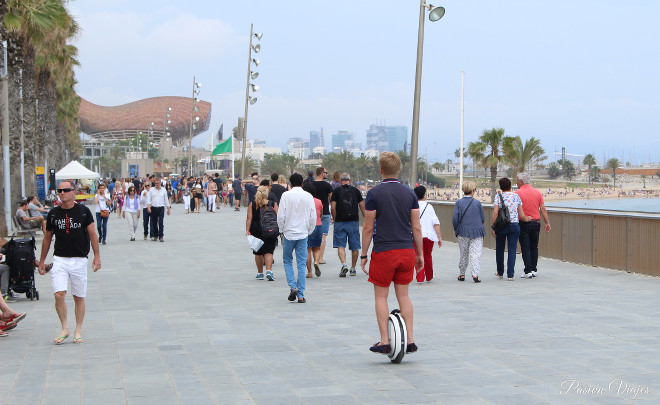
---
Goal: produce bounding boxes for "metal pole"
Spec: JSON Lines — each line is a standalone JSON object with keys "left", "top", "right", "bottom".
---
{"left": 19, "top": 69, "right": 25, "bottom": 197}
{"left": 241, "top": 24, "right": 254, "bottom": 181}
{"left": 1, "top": 43, "right": 13, "bottom": 234}
{"left": 459, "top": 70, "right": 464, "bottom": 196}
{"left": 188, "top": 76, "right": 195, "bottom": 176}
{"left": 409, "top": 0, "right": 426, "bottom": 187}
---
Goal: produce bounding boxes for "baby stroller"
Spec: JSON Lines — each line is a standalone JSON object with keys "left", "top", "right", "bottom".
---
{"left": 6, "top": 235, "right": 39, "bottom": 300}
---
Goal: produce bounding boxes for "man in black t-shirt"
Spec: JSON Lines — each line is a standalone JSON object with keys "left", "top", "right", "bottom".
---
{"left": 39, "top": 181, "right": 101, "bottom": 345}
{"left": 312, "top": 167, "right": 334, "bottom": 266}
{"left": 331, "top": 173, "right": 365, "bottom": 277}
{"left": 270, "top": 173, "right": 286, "bottom": 204}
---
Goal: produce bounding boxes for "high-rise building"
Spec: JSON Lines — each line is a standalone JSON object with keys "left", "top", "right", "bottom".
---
{"left": 310, "top": 130, "right": 322, "bottom": 150}
{"left": 365, "top": 124, "right": 408, "bottom": 153}
{"left": 387, "top": 125, "right": 408, "bottom": 153}
{"left": 331, "top": 130, "right": 355, "bottom": 152}
{"left": 287, "top": 137, "right": 310, "bottom": 159}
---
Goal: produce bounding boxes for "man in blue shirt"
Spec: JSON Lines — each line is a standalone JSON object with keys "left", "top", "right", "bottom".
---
{"left": 360, "top": 152, "right": 423, "bottom": 355}
{"left": 232, "top": 174, "right": 243, "bottom": 211}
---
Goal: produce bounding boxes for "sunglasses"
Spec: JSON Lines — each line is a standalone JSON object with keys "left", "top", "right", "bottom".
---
{"left": 144, "top": 185, "right": 151, "bottom": 187}
{"left": 57, "top": 188, "right": 74, "bottom": 193}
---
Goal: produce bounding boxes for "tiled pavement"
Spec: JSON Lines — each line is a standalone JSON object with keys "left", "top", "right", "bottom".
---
{"left": 1, "top": 203, "right": 658, "bottom": 404}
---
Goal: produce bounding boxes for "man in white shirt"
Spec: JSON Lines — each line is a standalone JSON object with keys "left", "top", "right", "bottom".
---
{"left": 277, "top": 173, "right": 316, "bottom": 303}
{"left": 147, "top": 177, "right": 171, "bottom": 242}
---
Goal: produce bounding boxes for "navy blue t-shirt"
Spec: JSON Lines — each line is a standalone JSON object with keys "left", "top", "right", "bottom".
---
{"left": 364, "top": 179, "right": 419, "bottom": 253}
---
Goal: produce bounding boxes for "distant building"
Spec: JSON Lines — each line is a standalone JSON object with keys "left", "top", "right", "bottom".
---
{"left": 287, "top": 137, "right": 310, "bottom": 159}
{"left": 331, "top": 130, "right": 355, "bottom": 152}
{"left": 366, "top": 124, "right": 408, "bottom": 153}
{"left": 309, "top": 130, "right": 322, "bottom": 150}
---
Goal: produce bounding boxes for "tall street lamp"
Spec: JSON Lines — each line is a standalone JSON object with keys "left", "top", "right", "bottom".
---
{"left": 409, "top": 1, "right": 445, "bottom": 187}
{"left": 188, "top": 77, "right": 201, "bottom": 176}
{"left": 240, "top": 24, "right": 262, "bottom": 180}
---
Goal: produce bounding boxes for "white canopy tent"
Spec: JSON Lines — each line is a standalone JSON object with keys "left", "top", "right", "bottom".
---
{"left": 55, "top": 160, "right": 100, "bottom": 180}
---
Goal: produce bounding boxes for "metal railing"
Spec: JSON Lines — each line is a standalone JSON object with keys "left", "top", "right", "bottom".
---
{"left": 428, "top": 201, "right": 660, "bottom": 277}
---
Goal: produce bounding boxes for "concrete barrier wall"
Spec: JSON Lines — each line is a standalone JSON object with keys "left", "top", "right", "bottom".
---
{"left": 428, "top": 201, "right": 659, "bottom": 277}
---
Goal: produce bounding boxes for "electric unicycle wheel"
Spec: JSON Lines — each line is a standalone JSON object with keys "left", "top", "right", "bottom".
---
{"left": 387, "top": 309, "right": 408, "bottom": 363}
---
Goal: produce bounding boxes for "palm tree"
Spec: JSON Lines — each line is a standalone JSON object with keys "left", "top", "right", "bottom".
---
{"left": 583, "top": 154, "right": 596, "bottom": 184}
{"left": 641, "top": 174, "right": 647, "bottom": 188}
{"left": 502, "top": 136, "right": 546, "bottom": 179}
{"left": 605, "top": 158, "right": 621, "bottom": 186}
{"left": 282, "top": 154, "right": 301, "bottom": 174}
{"left": 467, "top": 128, "right": 511, "bottom": 202}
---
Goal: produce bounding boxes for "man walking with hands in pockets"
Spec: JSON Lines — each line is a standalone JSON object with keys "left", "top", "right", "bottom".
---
{"left": 38, "top": 181, "right": 101, "bottom": 344}
{"left": 360, "top": 152, "right": 423, "bottom": 354}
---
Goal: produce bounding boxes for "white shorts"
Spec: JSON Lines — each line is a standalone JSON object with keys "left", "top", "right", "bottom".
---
{"left": 50, "top": 256, "right": 88, "bottom": 297}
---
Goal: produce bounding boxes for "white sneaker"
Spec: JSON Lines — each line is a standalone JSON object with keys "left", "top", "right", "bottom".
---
{"left": 531, "top": 271, "right": 538, "bottom": 277}
{"left": 521, "top": 273, "right": 533, "bottom": 278}
{"left": 507, "top": 277, "right": 514, "bottom": 281}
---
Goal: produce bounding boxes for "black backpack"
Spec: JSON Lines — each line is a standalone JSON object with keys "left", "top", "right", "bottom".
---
{"left": 337, "top": 186, "right": 358, "bottom": 221}
{"left": 260, "top": 202, "right": 279, "bottom": 238}
{"left": 6, "top": 236, "right": 36, "bottom": 281}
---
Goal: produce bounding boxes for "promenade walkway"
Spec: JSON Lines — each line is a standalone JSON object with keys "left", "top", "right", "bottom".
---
{"left": 2, "top": 204, "right": 658, "bottom": 404}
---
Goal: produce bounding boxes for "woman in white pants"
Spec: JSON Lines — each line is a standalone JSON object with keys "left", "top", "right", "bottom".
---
{"left": 123, "top": 185, "right": 141, "bottom": 241}
{"left": 182, "top": 177, "right": 192, "bottom": 214}
{"left": 452, "top": 181, "right": 486, "bottom": 282}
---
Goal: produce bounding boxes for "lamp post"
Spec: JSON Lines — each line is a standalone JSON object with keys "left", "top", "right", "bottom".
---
{"left": 188, "top": 77, "right": 201, "bottom": 176}
{"left": 409, "top": 1, "right": 445, "bottom": 187}
{"left": 459, "top": 70, "right": 465, "bottom": 195}
{"left": 240, "top": 24, "right": 262, "bottom": 180}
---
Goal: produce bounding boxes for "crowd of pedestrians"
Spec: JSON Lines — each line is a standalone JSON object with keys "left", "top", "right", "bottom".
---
{"left": 3, "top": 156, "right": 554, "bottom": 354}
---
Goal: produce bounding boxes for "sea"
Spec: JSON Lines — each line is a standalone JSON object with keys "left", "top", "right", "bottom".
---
{"left": 546, "top": 198, "right": 659, "bottom": 214}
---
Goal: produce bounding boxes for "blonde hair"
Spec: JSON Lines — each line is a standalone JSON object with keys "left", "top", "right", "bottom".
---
{"left": 379, "top": 152, "right": 401, "bottom": 177}
{"left": 278, "top": 175, "right": 286, "bottom": 184}
{"left": 255, "top": 186, "right": 269, "bottom": 208}
{"left": 462, "top": 181, "right": 476, "bottom": 195}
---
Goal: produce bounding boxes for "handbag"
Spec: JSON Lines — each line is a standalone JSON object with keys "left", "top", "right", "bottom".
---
{"left": 455, "top": 198, "right": 474, "bottom": 237}
{"left": 100, "top": 210, "right": 110, "bottom": 218}
{"left": 492, "top": 193, "right": 511, "bottom": 231}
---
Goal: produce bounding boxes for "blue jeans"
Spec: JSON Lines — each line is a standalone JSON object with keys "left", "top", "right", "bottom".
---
{"left": 320, "top": 215, "right": 331, "bottom": 235}
{"left": 496, "top": 223, "right": 520, "bottom": 278}
{"left": 142, "top": 207, "right": 151, "bottom": 237}
{"left": 95, "top": 212, "right": 108, "bottom": 242}
{"left": 228, "top": 193, "right": 234, "bottom": 206}
{"left": 150, "top": 206, "right": 165, "bottom": 238}
{"left": 282, "top": 236, "right": 308, "bottom": 298}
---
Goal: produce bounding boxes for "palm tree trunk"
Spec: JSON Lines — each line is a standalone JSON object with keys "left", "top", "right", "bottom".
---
{"left": 490, "top": 165, "right": 498, "bottom": 203}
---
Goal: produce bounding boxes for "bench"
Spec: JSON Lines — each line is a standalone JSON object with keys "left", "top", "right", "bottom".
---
{"left": 12, "top": 216, "right": 40, "bottom": 237}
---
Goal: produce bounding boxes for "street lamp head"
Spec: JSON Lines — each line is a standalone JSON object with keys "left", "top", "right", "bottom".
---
{"left": 168, "top": 107, "right": 172, "bottom": 111}
{"left": 428, "top": 5, "right": 445, "bottom": 21}
{"left": 252, "top": 44, "right": 261, "bottom": 53}
{"left": 194, "top": 89, "right": 200, "bottom": 95}
{"left": 252, "top": 58, "right": 260, "bottom": 66}
{"left": 249, "top": 96, "right": 257, "bottom": 105}
{"left": 194, "top": 106, "right": 199, "bottom": 112}
{"left": 195, "top": 116, "right": 200, "bottom": 122}
{"left": 195, "top": 83, "right": 202, "bottom": 88}
{"left": 250, "top": 84, "right": 259, "bottom": 92}
{"left": 254, "top": 32, "right": 263, "bottom": 40}
{"left": 250, "top": 71, "right": 259, "bottom": 80}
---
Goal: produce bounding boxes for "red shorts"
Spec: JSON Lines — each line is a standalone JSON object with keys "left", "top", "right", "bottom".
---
{"left": 368, "top": 248, "right": 415, "bottom": 287}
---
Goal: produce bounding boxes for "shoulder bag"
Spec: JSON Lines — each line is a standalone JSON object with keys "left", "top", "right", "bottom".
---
{"left": 491, "top": 193, "right": 511, "bottom": 231}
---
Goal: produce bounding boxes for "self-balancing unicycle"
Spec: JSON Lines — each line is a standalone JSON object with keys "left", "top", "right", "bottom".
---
{"left": 387, "top": 309, "right": 408, "bottom": 363}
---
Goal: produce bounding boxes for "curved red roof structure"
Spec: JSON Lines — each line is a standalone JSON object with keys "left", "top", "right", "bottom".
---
{"left": 79, "top": 96, "right": 212, "bottom": 143}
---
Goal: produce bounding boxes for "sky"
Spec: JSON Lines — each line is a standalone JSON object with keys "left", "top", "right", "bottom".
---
{"left": 70, "top": 0, "right": 660, "bottom": 167}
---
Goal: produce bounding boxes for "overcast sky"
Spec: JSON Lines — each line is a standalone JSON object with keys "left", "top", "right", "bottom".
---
{"left": 70, "top": 0, "right": 660, "bottom": 166}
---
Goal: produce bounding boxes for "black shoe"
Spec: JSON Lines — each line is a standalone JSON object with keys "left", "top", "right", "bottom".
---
{"left": 473, "top": 277, "right": 481, "bottom": 283}
{"left": 369, "top": 342, "right": 391, "bottom": 354}
{"left": 130, "top": 237, "right": 135, "bottom": 241}
{"left": 159, "top": 238, "right": 164, "bottom": 242}
{"left": 102, "top": 240, "right": 106, "bottom": 245}
{"left": 298, "top": 298, "right": 306, "bottom": 303}
{"left": 406, "top": 343, "right": 418, "bottom": 353}
{"left": 457, "top": 275, "right": 465, "bottom": 281}
{"left": 288, "top": 289, "right": 297, "bottom": 301}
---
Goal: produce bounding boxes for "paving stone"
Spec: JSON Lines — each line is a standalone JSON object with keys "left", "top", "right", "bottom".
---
{"left": 2, "top": 206, "right": 657, "bottom": 403}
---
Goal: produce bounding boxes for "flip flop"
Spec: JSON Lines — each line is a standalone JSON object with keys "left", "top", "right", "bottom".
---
{"left": 3, "top": 312, "right": 26, "bottom": 327}
{"left": 306, "top": 274, "right": 313, "bottom": 278}
{"left": 0, "top": 323, "right": 17, "bottom": 332}
{"left": 0, "top": 330, "right": 9, "bottom": 337}
{"left": 73, "top": 337, "right": 84, "bottom": 344}
{"left": 54, "top": 334, "right": 69, "bottom": 345}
